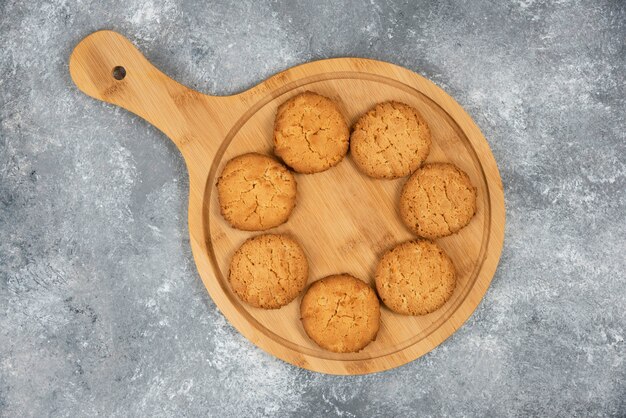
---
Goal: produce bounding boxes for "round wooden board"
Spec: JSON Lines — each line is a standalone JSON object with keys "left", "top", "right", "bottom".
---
{"left": 70, "top": 31, "right": 505, "bottom": 375}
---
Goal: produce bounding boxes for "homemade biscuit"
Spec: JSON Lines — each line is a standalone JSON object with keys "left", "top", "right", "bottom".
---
{"left": 216, "top": 153, "right": 297, "bottom": 231}
{"left": 229, "top": 234, "right": 308, "bottom": 309}
{"left": 274, "top": 91, "right": 349, "bottom": 173}
{"left": 300, "top": 274, "right": 380, "bottom": 353}
{"left": 375, "top": 240, "right": 456, "bottom": 315}
{"left": 350, "top": 101, "right": 431, "bottom": 179}
{"left": 400, "top": 163, "right": 476, "bottom": 238}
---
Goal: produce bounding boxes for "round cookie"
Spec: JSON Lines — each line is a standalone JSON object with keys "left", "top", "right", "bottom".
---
{"left": 300, "top": 274, "right": 380, "bottom": 353}
{"left": 400, "top": 163, "right": 477, "bottom": 238}
{"left": 216, "top": 153, "right": 297, "bottom": 231}
{"left": 274, "top": 91, "right": 349, "bottom": 173}
{"left": 375, "top": 240, "right": 456, "bottom": 316}
{"left": 350, "top": 101, "right": 431, "bottom": 179}
{"left": 229, "top": 234, "right": 308, "bottom": 309}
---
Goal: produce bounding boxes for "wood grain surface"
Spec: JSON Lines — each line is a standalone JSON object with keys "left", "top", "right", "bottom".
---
{"left": 69, "top": 30, "right": 505, "bottom": 375}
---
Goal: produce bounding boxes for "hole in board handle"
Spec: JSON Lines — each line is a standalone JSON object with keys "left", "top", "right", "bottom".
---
{"left": 112, "top": 66, "right": 126, "bottom": 80}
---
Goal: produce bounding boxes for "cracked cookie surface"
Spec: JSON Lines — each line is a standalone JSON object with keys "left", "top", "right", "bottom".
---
{"left": 216, "top": 153, "right": 297, "bottom": 231}
{"left": 400, "top": 163, "right": 476, "bottom": 238}
{"left": 350, "top": 101, "right": 431, "bottom": 179}
{"left": 300, "top": 274, "right": 380, "bottom": 353}
{"left": 229, "top": 234, "right": 308, "bottom": 309}
{"left": 274, "top": 91, "right": 349, "bottom": 173}
{"left": 375, "top": 240, "right": 456, "bottom": 316}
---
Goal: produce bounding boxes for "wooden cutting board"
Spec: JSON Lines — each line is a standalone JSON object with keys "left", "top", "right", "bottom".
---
{"left": 69, "top": 30, "right": 505, "bottom": 375}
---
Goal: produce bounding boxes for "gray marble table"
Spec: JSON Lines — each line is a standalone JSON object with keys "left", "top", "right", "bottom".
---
{"left": 1, "top": 0, "right": 624, "bottom": 416}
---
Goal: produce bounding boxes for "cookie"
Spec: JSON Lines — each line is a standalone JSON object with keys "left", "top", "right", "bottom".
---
{"left": 375, "top": 240, "right": 456, "bottom": 316}
{"left": 350, "top": 101, "right": 431, "bottom": 179}
{"left": 216, "top": 153, "right": 297, "bottom": 231}
{"left": 399, "top": 163, "right": 476, "bottom": 238}
{"left": 300, "top": 274, "right": 380, "bottom": 353}
{"left": 229, "top": 234, "right": 308, "bottom": 309}
{"left": 274, "top": 91, "right": 349, "bottom": 173}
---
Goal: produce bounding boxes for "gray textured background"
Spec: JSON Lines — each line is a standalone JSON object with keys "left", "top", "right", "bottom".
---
{"left": 1, "top": 0, "right": 625, "bottom": 416}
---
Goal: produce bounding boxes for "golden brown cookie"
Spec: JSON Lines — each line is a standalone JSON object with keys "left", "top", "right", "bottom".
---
{"left": 350, "top": 101, "right": 431, "bottom": 179}
{"left": 300, "top": 274, "right": 380, "bottom": 353}
{"left": 229, "top": 234, "right": 308, "bottom": 309}
{"left": 399, "top": 163, "right": 477, "bottom": 238}
{"left": 375, "top": 240, "right": 456, "bottom": 315}
{"left": 274, "top": 91, "right": 349, "bottom": 173}
{"left": 216, "top": 153, "right": 297, "bottom": 231}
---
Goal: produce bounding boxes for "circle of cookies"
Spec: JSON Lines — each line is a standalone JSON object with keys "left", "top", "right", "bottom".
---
{"left": 274, "top": 91, "right": 349, "bottom": 173}
{"left": 300, "top": 274, "right": 380, "bottom": 353}
{"left": 400, "top": 163, "right": 477, "bottom": 238}
{"left": 216, "top": 153, "right": 297, "bottom": 231}
{"left": 375, "top": 240, "right": 456, "bottom": 316}
{"left": 229, "top": 234, "right": 308, "bottom": 309}
{"left": 220, "top": 96, "right": 475, "bottom": 354}
{"left": 350, "top": 101, "right": 431, "bottom": 179}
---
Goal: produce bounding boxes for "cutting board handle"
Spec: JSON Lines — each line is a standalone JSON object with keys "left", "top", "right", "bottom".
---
{"left": 69, "top": 30, "right": 210, "bottom": 151}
